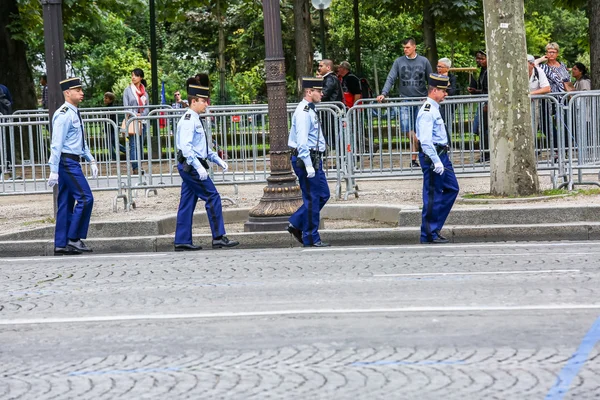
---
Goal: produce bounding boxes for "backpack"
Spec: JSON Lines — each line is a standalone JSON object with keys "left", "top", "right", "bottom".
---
{"left": 359, "top": 77, "right": 374, "bottom": 99}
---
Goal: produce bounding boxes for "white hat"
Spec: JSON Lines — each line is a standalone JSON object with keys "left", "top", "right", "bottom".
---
{"left": 527, "top": 54, "right": 535, "bottom": 63}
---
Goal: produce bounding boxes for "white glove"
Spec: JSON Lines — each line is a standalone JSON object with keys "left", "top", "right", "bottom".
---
{"left": 195, "top": 164, "right": 209, "bottom": 181}
{"left": 48, "top": 172, "right": 59, "bottom": 187}
{"left": 433, "top": 161, "right": 444, "bottom": 175}
{"left": 90, "top": 162, "right": 98, "bottom": 179}
{"left": 218, "top": 160, "right": 228, "bottom": 172}
{"left": 305, "top": 165, "right": 316, "bottom": 179}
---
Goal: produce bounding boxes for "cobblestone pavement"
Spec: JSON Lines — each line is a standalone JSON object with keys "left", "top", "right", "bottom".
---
{"left": 1, "top": 242, "right": 600, "bottom": 399}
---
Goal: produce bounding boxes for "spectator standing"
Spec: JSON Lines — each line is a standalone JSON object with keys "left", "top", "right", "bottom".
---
{"left": 337, "top": 61, "right": 362, "bottom": 108}
{"left": 122, "top": 68, "right": 149, "bottom": 174}
{"left": 468, "top": 50, "right": 489, "bottom": 162}
{"left": 318, "top": 59, "right": 342, "bottom": 102}
{"left": 527, "top": 55, "right": 550, "bottom": 95}
{"left": 318, "top": 59, "right": 342, "bottom": 151}
{"left": 377, "top": 38, "right": 433, "bottom": 168}
{"left": 566, "top": 62, "right": 591, "bottom": 92}
{"left": 0, "top": 83, "right": 14, "bottom": 174}
{"left": 436, "top": 58, "right": 459, "bottom": 144}
{"left": 172, "top": 91, "right": 188, "bottom": 108}
{"left": 47, "top": 78, "right": 98, "bottom": 255}
{"left": 40, "top": 75, "right": 48, "bottom": 109}
{"left": 104, "top": 92, "right": 126, "bottom": 161}
{"left": 534, "top": 43, "right": 570, "bottom": 156}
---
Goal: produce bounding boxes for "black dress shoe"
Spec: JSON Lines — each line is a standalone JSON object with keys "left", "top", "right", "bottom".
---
{"left": 174, "top": 243, "right": 202, "bottom": 251}
{"left": 434, "top": 231, "right": 448, "bottom": 241}
{"left": 68, "top": 239, "right": 93, "bottom": 252}
{"left": 212, "top": 236, "right": 239, "bottom": 249}
{"left": 54, "top": 245, "right": 82, "bottom": 256}
{"left": 420, "top": 237, "right": 450, "bottom": 244}
{"left": 287, "top": 224, "right": 303, "bottom": 244}
{"left": 304, "top": 241, "right": 331, "bottom": 247}
{"left": 411, "top": 160, "right": 420, "bottom": 168}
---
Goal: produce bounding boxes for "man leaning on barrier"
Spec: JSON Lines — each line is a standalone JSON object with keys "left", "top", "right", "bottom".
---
{"left": 287, "top": 77, "right": 331, "bottom": 248}
{"left": 47, "top": 78, "right": 98, "bottom": 255}
{"left": 173, "top": 84, "right": 239, "bottom": 251}
{"left": 416, "top": 74, "right": 459, "bottom": 244}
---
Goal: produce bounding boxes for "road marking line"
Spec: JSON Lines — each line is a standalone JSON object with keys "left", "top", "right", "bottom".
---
{"left": 545, "top": 315, "right": 600, "bottom": 400}
{"left": 303, "top": 242, "right": 600, "bottom": 252}
{"left": 373, "top": 269, "right": 580, "bottom": 278}
{"left": 1, "top": 304, "right": 599, "bottom": 326}
{"left": 0, "top": 254, "right": 168, "bottom": 262}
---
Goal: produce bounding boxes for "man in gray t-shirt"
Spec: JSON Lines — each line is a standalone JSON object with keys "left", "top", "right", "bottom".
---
{"left": 377, "top": 38, "right": 433, "bottom": 167}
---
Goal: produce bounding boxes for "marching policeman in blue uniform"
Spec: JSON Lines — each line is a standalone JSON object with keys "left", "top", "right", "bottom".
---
{"left": 287, "top": 77, "right": 331, "bottom": 247}
{"left": 47, "top": 77, "right": 98, "bottom": 255}
{"left": 416, "top": 74, "right": 459, "bottom": 244}
{"left": 174, "top": 84, "right": 239, "bottom": 251}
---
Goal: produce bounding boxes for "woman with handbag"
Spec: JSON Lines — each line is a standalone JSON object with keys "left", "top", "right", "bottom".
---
{"left": 122, "top": 68, "right": 149, "bottom": 174}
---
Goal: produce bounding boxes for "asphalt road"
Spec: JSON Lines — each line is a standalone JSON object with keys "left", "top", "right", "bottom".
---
{"left": 1, "top": 241, "right": 600, "bottom": 399}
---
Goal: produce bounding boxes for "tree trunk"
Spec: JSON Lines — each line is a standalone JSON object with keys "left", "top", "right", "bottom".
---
{"left": 293, "top": 0, "right": 312, "bottom": 90}
{"left": 422, "top": 0, "right": 438, "bottom": 68}
{"left": 353, "top": 0, "right": 361, "bottom": 74}
{"left": 483, "top": 0, "right": 539, "bottom": 196}
{"left": 590, "top": 0, "right": 600, "bottom": 90}
{"left": 216, "top": 0, "right": 227, "bottom": 103}
{"left": 0, "top": 0, "right": 37, "bottom": 111}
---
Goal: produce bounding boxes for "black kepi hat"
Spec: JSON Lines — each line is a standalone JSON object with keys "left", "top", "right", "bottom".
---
{"left": 60, "top": 77, "right": 82, "bottom": 91}
{"left": 428, "top": 73, "right": 450, "bottom": 89}
{"left": 302, "top": 77, "right": 323, "bottom": 90}
{"left": 188, "top": 84, "right": 210, "bottom": 99}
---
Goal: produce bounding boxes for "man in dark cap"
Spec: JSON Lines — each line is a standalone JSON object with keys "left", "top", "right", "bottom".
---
{"left": 48, "top": 77, "right": 98, "bottom": 255}
{"left": 287, "top": 77, "right": 331, "bottom": 247}
{"left": 174, "top": 84, "right": 239, "bottom": 251}
{"left": 416, "top": 74, "right": 459, "bottom": 244}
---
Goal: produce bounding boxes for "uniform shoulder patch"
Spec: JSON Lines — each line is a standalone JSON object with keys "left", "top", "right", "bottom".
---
{"left": 184, "top": 114, "right": 191, "bottom": 120}
{"left": 303, "top": 105, "right": 310, "bottom": 112}
{"left": 59, "top": 106, "right": 69, "bottom": 114}
{"left": 423, "top": 103, "right": 431, "bottom": 112}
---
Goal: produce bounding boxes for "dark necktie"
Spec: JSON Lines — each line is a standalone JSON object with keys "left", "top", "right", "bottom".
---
{"left": 308, "top": 103, "right": 327, "bottom": 146}
{"left": 77, "top": 109, "right": 86, "bottom": 151}
{"left": 199, "top": 117, "right": 209, "bottom": 156}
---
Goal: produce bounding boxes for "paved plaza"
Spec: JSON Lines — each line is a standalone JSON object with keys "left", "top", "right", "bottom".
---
{"left": 1, "top": 241, "right": 600, "bottom": 399}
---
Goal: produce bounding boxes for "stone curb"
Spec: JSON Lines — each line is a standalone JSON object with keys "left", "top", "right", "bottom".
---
{"left": 2, "top": 222, "right": 600, "bottom": 257}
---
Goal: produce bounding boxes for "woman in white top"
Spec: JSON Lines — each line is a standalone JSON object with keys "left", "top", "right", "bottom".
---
{"left": 122, "top": 68, "right": 149, "bottom": 174}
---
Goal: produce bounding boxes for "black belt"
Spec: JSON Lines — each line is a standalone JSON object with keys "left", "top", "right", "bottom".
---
{"left": 418, "top": 143, "right": 449, "bottom": 155}
{"left": 290, "top": 148, "right": 325, "bottom": 157}
{"left": 61, "top": 153, "right": 81, "bottom": 162}
{"left": 177, "top": 150, "right": 209, "bottom": 169}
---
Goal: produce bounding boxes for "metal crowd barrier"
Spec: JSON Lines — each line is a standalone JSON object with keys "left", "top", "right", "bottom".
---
{"left": 2, "top": 93, "right": 599, "bottom": 207}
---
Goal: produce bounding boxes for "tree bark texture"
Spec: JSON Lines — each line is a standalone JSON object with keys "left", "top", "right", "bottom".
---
{"left": 216, "top": 0, "right": 227, "bottom": 103}
{"left": 422, "top": 0, "right": 438, "bottom": 68}
{"left": 0, "top": 0, "right": 37, "bottom": 111}
{"left": 293, "top": 0, "right": 312, "bottom": 86}
{"left": 353, "top": 0, "right": 361, "bottom": 74}
{"left": 483, "top": 0, "right": 539, "bottom": 196}
{"left": 590, "top": 0, "right": 599, "bottom": 90}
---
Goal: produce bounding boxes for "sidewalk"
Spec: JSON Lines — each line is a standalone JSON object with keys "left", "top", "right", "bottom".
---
{"left": 2, "top": 175, "right": 600, "bottom": 256}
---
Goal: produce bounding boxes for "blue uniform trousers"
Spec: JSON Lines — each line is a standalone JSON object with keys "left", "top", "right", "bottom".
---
{"left": 55, "top": 157, "right": 94, "bottom": 247}
{"left": 289, "top": 156, "right": 330, "bottom": 246}
{"left": 418, "top": 151, "right": 459, "bottom": 242}
{"left": 174, "top": 162, "right": 225, "bottom": 244}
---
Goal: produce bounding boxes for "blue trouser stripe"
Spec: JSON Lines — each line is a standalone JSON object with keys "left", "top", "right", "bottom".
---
{"left": 419, "top": 152, "right": 459, "bottom": 242}
{"left": 54, "top": 157, "right": 94, "bottom": 247}
{"left": 289, "top": 156, "right": 330, "bottom": 246}
{"left": 174, "top": 162, "right": 225, "bottom": 244}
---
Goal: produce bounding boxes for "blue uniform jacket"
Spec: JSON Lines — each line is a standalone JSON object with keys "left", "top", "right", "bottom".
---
{"left": 416, "top": 97, "right": 447, "bottom": 164}
{"left": 49, "top": 102, "right": 94, "bottom": 173}
{"left": 288, "top": 99, "right": 326, "bottom": 168}
{"left": 176, "top": 109, "right": 221, "bottom": 171}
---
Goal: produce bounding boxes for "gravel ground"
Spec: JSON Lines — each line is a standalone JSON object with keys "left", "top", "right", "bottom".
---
{"left": 1, "top": 174, "right": 599, "bottom": 236}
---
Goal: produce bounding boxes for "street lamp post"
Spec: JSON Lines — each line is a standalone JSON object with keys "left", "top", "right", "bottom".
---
{"left": 244, "top": 0, "right": 302, "bottom": 232}
{"left": 311, "top": 0, "right": 332, "bottom": 59}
